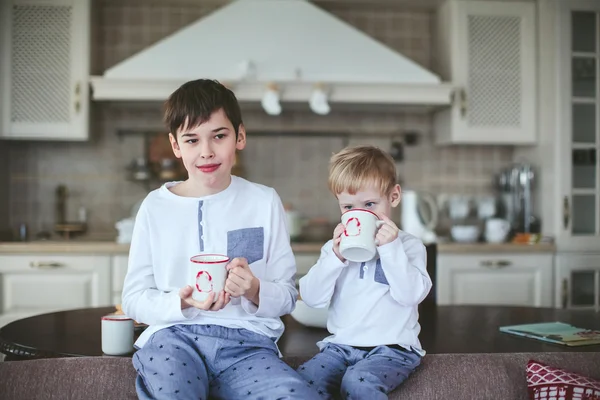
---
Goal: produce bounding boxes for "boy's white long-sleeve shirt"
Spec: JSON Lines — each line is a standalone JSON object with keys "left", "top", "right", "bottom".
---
{"left": 299, "top": 231, "right": 431, "bottom": 353}
{"left": 122, "top": 176, "right": 298, "bottom": 349}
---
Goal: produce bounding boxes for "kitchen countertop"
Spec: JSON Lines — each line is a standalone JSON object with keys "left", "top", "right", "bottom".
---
{"left": 0, "top": 240, "right": 556, "bottom": 254}
{"left": 436, "top": 242, "right": 556, "bottom": 253}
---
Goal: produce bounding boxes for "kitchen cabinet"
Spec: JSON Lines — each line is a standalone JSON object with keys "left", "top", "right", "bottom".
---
{"left": 555, "top": 253, "right": 600, "bottom": 310}
{"left": 437, "top": 252, "right": 554, "bottom": 307}
{"left": 0, "top": 0, "right": 90, "bottom": 141}
{"left": 111, "top": 255, "right": 128, "bottom": 306}
{"left": 0, "top": 246, "right": 323, "bottom": 327}
{"left": 295, "top": 253, "right": 320, "bottom": 278}
{"left": 556, "top": 0, "right": 600, "bottom": 251}
{"left": 433, "top": 0, "right": 536, "bottom": 144}
{"left": 0, "top": 254, "right": 111, "bottom": 327}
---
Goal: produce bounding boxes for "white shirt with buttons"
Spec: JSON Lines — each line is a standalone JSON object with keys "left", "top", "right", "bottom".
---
{"left": 299, "top": 231, "right": 431, "bottom": 354}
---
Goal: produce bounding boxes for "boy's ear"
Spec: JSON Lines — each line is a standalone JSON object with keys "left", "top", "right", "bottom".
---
{"left": 168, "top": 133, "right": 182, "bottom": 158}
{"left": 236, "top": 124, "right": 247, "bottom": 150}
{"left": 389, "top": 184, "right": 402, "bottom": 207}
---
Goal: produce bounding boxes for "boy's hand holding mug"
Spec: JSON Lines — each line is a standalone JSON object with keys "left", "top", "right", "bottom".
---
{"left": 225, "top": 257, "right": 260, "bottom": 305}
{"left": 375, "top": 214, "right": 399, "bottom": 246}
{"left": 180, "top": 286, "right": 230, "bottom": 311}
{"left": 180, "top": 254, "right": 231, "bottom": 311}
{"left": 336, "top": 210, "right": 399, "bottom": 263}
{"left": 332, "top": 223, "right": 346, "bottom": 262}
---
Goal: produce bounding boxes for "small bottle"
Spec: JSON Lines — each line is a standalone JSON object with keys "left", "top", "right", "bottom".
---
{"left": 18, "top": 223, "right": 28, "bottom": 241}
{"left": 78, "top": 206, "right": 88, "bottom": 223}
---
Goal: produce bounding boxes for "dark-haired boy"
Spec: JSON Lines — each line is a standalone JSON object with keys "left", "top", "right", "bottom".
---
{"left": 123, "top": 79, "right": 318, "bottom": 399}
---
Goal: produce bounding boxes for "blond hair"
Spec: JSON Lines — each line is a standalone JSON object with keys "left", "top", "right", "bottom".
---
{"left": 328, "top": 145, "right": 397, "bottom": 196}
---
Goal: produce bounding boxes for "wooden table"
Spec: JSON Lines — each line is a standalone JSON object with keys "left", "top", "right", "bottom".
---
{"left": 1, "top": 305, "right": 599, "bottom": 361}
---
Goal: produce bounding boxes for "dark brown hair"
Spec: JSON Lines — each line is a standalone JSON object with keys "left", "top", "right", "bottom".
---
{"left": 164, "top": 79, "right": 243, "bottom": 139}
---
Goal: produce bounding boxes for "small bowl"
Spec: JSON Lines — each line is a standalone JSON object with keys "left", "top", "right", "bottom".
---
{"left": 451, "top": 225, "right": 480, "bottom": 243}
{"left": 290, "top": 300, "right": 328, "bottom": 328}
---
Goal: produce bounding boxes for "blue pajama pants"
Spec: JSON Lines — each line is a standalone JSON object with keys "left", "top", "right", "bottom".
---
{"left": 297, "top": 343, "right": 421, "bottom": 400}
{"left": 133, "top": 324, "right": 320, "bottom": 400}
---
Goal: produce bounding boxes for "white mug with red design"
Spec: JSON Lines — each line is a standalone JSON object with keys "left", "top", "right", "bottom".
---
{"left": 101, "top": 314, "right": 134, "bottom": 356}
{"left": 190, "top": 254, "right": 230, "bottom": 303}
{"left": 339, "top": 209, "right": 384, "bottom": 262}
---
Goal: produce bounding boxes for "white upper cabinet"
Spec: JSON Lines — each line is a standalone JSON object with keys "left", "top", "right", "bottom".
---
{"left": 0, "top": 0, "right": 90, "bottom": 141}
{"left": 433, "top": 0, "right": 536, "bottom": 145}
{"left": 557, "top": 0, "right": 600, "bottom": 251}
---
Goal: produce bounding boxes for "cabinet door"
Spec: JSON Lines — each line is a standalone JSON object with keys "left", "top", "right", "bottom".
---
{"left": 555, "top": 253, "right": 600, "bottom": 310}
{"left": 111, "top": 254, "right": 128, "bottom": 305}
{"left": 0, "top": 0, "right": 90, "bottom": 140}
{"left": 558, "top": 1, "right": 600, "bottom": 251}
{"left": 0, "top": 254, "right": 111, "bottom": 326}
{"left": 437, "top": 253, "right": 554, "bottom": 307}
{"left": 435, "top": 0, "right": 536, "bottom": 144}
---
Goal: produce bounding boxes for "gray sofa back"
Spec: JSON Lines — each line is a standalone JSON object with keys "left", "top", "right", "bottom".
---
{"left": 0, "top": 353, "right": 598, "bottom": 399}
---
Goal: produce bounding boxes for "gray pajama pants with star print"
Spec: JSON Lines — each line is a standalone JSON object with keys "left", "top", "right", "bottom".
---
{"left": 297, "top": 342, "right": 421, "bottom": 400}
{"left": 133, "top": 324, "right": 320, "bottom": 400}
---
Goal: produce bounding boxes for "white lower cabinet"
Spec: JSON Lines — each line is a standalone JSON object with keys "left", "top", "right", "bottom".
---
{"left": 555, "top": 253, "right": 600, "bottom": 310}
{"left": 111, "top": 254, "right": 129, "bottom": 306}
{"left": 0, "top": 254, "right": 111, "bottom": 327}
{"left": 437, "top": 252, "right": 554, "bottom": 307}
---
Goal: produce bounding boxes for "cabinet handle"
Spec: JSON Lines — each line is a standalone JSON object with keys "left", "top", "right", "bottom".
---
{"left": 451, "top": 88, "right": 467, "bottom": 118}
{"left": 459, "top": 88, "right": 467, "bottom": 118}
{"left": 561, "top": 278, "right": 569, "bottom": 309}
{"left": 480, "top": 260, "right": 511, "bottom": 269}
{"left": 30, "top": 261, "right": 65, "bottom": 269}
{"left": 74, "top": 82, "right": 81, "bottom": 114}
{"left": 563, "top": 196, "right": 570, "bottom": 230}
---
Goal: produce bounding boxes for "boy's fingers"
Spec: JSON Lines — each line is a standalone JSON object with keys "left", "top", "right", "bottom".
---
{"left": 210, "top": 292, "right": 225, "bottom": 311}
{"left": 378, "top": 213, "right": 393, "bottom": 223}
{"left": 192, "top": 292, "right": 215, "bottom": 310}
{"left": 222, "top": 293, "right": 231, "bottom": 308}
{"left": 179, "top": 285, "right": 193, "bottom": 299}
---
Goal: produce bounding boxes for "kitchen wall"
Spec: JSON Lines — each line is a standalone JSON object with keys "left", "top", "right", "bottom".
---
{"left": 0, "top": 143, "right": 9, "bottom": 236}
{"left": 3, "top": 0, "right": 514, "bottom": 238}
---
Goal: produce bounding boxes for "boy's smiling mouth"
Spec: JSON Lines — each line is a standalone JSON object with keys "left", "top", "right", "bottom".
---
{"left": 197, "top": 163, "right": 221, "bottom": 173}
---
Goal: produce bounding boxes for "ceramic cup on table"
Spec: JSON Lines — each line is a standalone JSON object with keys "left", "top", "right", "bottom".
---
{"left": 101, "top": 314, "right": 134, "bottom": 356}
{"left": 339, "top": 209, "right": 384, "bottom": 262}
{"left": 190, "top": 254, "right": 230, "bottom": 303}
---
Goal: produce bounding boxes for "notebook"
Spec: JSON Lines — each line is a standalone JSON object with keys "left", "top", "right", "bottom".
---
{"left": 499, "top": 322, "right": 600, "bottom": 347}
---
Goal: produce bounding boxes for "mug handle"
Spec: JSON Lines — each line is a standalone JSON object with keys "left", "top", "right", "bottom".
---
{"left": 374, "top": 221, "right": 385, "bottom": 245}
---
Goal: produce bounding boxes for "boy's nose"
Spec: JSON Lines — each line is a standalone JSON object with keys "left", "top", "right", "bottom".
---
{"left": 200, "top": 143, "right": 214, "bottom": 158}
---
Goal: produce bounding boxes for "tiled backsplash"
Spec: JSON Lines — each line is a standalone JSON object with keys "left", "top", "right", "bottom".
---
{"left": 3, "top": 0, "right": 514, "bottom": 237}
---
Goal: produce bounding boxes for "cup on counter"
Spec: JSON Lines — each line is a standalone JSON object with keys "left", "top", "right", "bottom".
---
{"left": 339, "top": 209, "right": 384, "bottom": 262}
{"left": 101, "top": 314, "right": 134, "bottom": 356}
{"left": 190, "top": 254, "right": 230, "bottom": 303}
{"left": 485, "top": 218, "right": 511, "bottom": 243}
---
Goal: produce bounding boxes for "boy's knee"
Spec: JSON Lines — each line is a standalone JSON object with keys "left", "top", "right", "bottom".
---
{"left": 340, "top": 369, "right": 384, "bottom": 395}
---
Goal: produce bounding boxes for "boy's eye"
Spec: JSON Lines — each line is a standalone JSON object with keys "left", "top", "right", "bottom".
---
{"left": 185, "top": 139, "right": 198, "bottom": 144}
{"left": 343, "top": 205, "right": 353, "bottom": 210}
{"left": 365, "top": 202, "right": 375, "bottom": 208}
{"left": 215, "top": 133, "right": 226, "bottom": 140}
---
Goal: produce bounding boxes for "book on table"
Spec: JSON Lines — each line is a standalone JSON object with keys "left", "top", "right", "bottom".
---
{"left": 499, "top": 322, "right": 600, "bottom": 347}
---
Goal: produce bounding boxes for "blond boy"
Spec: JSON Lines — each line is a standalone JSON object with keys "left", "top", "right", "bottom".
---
{"left": 297, "top": 145, "right": 432, "bottom": 399}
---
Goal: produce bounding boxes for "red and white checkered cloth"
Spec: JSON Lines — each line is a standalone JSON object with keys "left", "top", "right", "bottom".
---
{"left": 527, "top": 360, "right": 600, "bottom": 400}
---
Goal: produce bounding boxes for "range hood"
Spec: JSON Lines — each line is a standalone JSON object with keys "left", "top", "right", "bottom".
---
{"left": 90, "top": 0, "right": 453, "bottom": 110}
